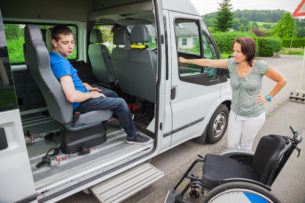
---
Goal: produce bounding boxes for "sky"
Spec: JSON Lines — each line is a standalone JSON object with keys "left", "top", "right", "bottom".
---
{"left": 190, "top": 0, "right": 302, "bottom": 15}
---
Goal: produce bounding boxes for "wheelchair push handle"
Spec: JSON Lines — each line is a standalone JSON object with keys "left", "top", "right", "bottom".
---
{"left": 290, "top": 126, "right": 302, "bottom": 144}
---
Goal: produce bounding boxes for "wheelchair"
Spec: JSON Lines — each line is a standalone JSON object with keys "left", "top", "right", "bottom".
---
{"left": 165, "top": 127, "right": 302, "bottom": 203}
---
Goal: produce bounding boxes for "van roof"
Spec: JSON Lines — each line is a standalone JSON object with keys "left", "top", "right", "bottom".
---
{"left": 1, "top": 0, "right": 200, "bottom": 21}
{"left": 161, "top": 0, "right": 200, "bottom": 16}
{"left": 0, "top": 0, "right": 150, "bottom": 21}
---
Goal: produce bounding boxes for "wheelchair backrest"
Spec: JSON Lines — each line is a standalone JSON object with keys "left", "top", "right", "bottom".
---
{"left": 252, "top": 135, "right": 290, "bottom": 186}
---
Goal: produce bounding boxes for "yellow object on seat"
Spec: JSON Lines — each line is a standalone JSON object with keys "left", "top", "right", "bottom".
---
{"left": 131, "top": 44, "right": 147, "bottom": 49}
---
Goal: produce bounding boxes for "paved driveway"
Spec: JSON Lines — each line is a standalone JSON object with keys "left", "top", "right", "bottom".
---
{"left": 60, "top": 55, "right": 305, "bottom": 203}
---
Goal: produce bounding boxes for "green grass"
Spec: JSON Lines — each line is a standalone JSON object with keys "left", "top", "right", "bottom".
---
{"left": 255, "top": 22, "right": 276, "bottom": 26}
{"left": 280, "top": 48, "right": 304, "bottom": 56}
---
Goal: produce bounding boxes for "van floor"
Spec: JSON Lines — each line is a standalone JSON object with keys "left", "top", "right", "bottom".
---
{"left": 22, "top": 112, "right": 154, "bottom": 192}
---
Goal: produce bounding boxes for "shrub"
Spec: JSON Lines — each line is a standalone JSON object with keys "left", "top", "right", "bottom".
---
{"left": 282, "top": 38, "right": 305, "bottom": 48}
{"left": 280, "top": 48, "right": 304, "bottom": 55}
{"left": 7, "top": 37, "right": 25, "bottom": 64}
{"left": 211, "top": 32, "right": 257, "bottom": 53}
{"left": 258, "top": 37, "right": 282, "bottom": 57}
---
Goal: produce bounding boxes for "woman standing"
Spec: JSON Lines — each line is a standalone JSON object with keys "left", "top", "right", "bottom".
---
{"left": 179, "top": 37, "right": 287, "bottom": 151}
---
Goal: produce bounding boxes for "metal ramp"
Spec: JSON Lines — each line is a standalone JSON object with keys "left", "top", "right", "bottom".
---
{"left": 91, "top": 163, "right": 164, "bottom": 203}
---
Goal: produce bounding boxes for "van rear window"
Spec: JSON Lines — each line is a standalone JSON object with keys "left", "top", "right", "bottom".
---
{"left": 4, "top": 23, "right": 78, "bottom": 64}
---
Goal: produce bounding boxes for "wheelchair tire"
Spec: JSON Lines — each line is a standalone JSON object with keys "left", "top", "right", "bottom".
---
{"left": 203, "top": 181, "right": 280, "bottom": 203}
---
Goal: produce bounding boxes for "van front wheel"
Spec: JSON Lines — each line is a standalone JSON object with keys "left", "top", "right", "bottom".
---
{"left": 196, "top": 104, "right": 229, "bottom": 144}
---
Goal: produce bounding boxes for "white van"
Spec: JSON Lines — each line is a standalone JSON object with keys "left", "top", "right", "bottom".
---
{"left": 0, "top": 0, "right": 231, "bottom": 202}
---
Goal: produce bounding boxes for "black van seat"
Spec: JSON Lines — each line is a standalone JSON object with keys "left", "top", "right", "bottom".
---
{"left": 24, "top": 25, "right": 113, "bottom": 154}
{"left": 111, "top": 26, "right": 130, "bottom": 88}
{"left": 88, "top": 29, "right": 116, "bottom": 84}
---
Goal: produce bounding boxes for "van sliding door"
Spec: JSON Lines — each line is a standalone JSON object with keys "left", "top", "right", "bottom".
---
{"left": 168, "top": 11, "right": 221, "bottom": 145}
{"left": 0, "top": 10, "right": 36, "bottom": 203}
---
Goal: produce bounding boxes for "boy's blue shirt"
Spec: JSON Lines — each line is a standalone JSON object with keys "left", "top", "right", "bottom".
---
{"left": 49, "top": 51, "right": 88, "bottom": 110}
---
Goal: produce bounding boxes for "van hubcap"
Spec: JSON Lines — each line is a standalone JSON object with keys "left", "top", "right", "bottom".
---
{"left": 213, "top": 113, "right": 226, "bottom": 137}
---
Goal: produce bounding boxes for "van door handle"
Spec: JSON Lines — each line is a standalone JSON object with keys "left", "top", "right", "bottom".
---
{"left": 0, "top": 127, "right": 8, "bottom": 150}
{"left": 171, "top": 86, "right": 176, "bottom": 100}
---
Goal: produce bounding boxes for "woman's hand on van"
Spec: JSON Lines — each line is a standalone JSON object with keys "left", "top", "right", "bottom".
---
{"left": 179, "top": 57, "right": 187, "bottom": 64}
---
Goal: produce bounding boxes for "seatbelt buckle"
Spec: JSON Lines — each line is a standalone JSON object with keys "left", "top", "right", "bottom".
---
{"left": 71, "top": 111, "right": 80, "bottom": 127}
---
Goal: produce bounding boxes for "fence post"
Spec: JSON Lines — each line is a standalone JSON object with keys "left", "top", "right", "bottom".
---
{"left": 290, "top": 48, "right": 305, "bottom": 103}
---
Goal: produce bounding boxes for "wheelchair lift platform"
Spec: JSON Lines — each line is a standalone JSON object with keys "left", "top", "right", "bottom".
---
{"left": 91, "top": 163, "right": 164, "bottom": 203}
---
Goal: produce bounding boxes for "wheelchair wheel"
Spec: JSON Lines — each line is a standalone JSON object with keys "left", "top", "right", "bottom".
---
{"left": 203, "top": 182, "right": 280, "bottom": 203}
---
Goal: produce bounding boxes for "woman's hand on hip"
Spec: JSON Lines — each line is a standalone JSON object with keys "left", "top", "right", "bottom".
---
{"left": 256, "top": 95, "right": 267, "bottom": 105}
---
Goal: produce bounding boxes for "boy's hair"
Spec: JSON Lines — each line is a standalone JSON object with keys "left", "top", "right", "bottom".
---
{"left": 233, "top": 37, "right": 256, "bottom": 66}
{"left": 51, "top": 25, "right": 73, "bottom": 41}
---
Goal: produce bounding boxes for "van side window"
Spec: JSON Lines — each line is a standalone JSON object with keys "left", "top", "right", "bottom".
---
{"left": 175, "top": 20, "right": 200, "bottom": 56}
{"left": 175, "top": 19, "right": 219, "bottom": 85}
{"left": 0, "top": 27, "right": 18, "bottom": 111}
{"left": 93, "top": 25, "right": 115, "bottom": 52}
{"left": 4, "top": 24, "right": 78, "bottom": 64}
{"left": 201, "top": 32, "right": 219, "bottom": 80}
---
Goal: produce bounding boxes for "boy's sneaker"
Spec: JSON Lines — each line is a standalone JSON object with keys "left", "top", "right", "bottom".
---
{"left": 125, "top": 134, "right": 152, "bottom": 144}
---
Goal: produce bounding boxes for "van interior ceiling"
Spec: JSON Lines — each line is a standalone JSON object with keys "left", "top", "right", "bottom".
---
{"left": 2, "top": 0, "right": 158, "bottom": 195}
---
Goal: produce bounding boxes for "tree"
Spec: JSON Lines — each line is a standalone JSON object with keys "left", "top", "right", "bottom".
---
{"left": 232, "top": 18, "right": 240, "bottom": 31}
{"left": 296, "top": 19, "right": 305, "bottom": 37}
{"left": 251, "top": 22, "right": 259, "bottom": 31}
{"left": 272, "top": 12, "right": 296, "bottom": 38}
{"left": 240, "top": 18, "right": 250, "bottom": 31}
{"left": 215, "top": 0, "right": 234, "bottom": 32}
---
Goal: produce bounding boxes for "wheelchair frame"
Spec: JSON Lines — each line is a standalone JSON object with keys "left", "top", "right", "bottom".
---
{"left": 165, "top": 127, "right": 302, "bottom": 203}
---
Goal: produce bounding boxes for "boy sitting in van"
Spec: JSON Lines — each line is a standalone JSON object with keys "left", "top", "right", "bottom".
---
{"left": 49, "top": 25, "right": 150, "bottom": 144}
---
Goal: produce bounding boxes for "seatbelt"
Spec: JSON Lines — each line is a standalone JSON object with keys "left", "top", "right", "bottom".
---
{"left": 71, "top": 111, "right": 80, "bottom": 127}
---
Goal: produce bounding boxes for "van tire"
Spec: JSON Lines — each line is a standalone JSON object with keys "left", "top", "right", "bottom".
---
{"left": 196, "top": 104, "right": 229, "bottom": 144}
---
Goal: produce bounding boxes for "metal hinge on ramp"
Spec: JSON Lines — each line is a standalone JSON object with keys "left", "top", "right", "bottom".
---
{"left": 91, "top": 163, "right": 164, "bottom": 203}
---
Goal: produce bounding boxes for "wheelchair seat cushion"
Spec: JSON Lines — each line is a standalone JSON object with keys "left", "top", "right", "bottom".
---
{"left": 203, "top": 154, "right": 259, "bottom": 188}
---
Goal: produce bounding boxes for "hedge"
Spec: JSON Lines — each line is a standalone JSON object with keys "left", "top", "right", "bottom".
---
{"left": 258, "top": 37, "right": 282, "bottom": 57}
{"left": 211, "top": 32, "right": 257, "bottom": 53}
{"left": 282, "top": 38, "right": 305, "bottom": 48}
{"left": 211, "top": 32, "right": 283, "bottom": 57}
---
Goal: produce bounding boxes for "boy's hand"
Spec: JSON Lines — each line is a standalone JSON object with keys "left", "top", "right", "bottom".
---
{"left": 83, "top": 83, "right": 102, "bottom": 92}
{"left": 90, "top": 87, "right": 102, "bottom": 92}
{"left": 89, "top": 91, "right": 105, "bottom": 98}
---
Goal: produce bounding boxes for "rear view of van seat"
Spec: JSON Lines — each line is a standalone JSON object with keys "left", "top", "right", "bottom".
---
{"left": 88, "top": 29, "right": 116, "bottom": 85}
{"left": 111, "top": 26, "right": 130, "bottom": 88}
{"left": 113, "top": 24, "right": 156, "bottom": 103}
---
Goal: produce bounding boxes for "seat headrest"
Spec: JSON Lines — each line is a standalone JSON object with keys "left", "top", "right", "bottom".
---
{"left": 25, "top": 25, "right": 44, "bottom": 42}
{"left": 45, "top": 28, "right": 53, "bottom": 51}
{"left": 113, "top": 27, "right": 130, "bottom": 46}
{"left": 24, "top": 25, "right": 45, "bottom": 67}
{"left": 90, "top": 29, "right": 103, "bottom": 43}
{"left": 130, "top": 24, "right": 149, "bottom": 44}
